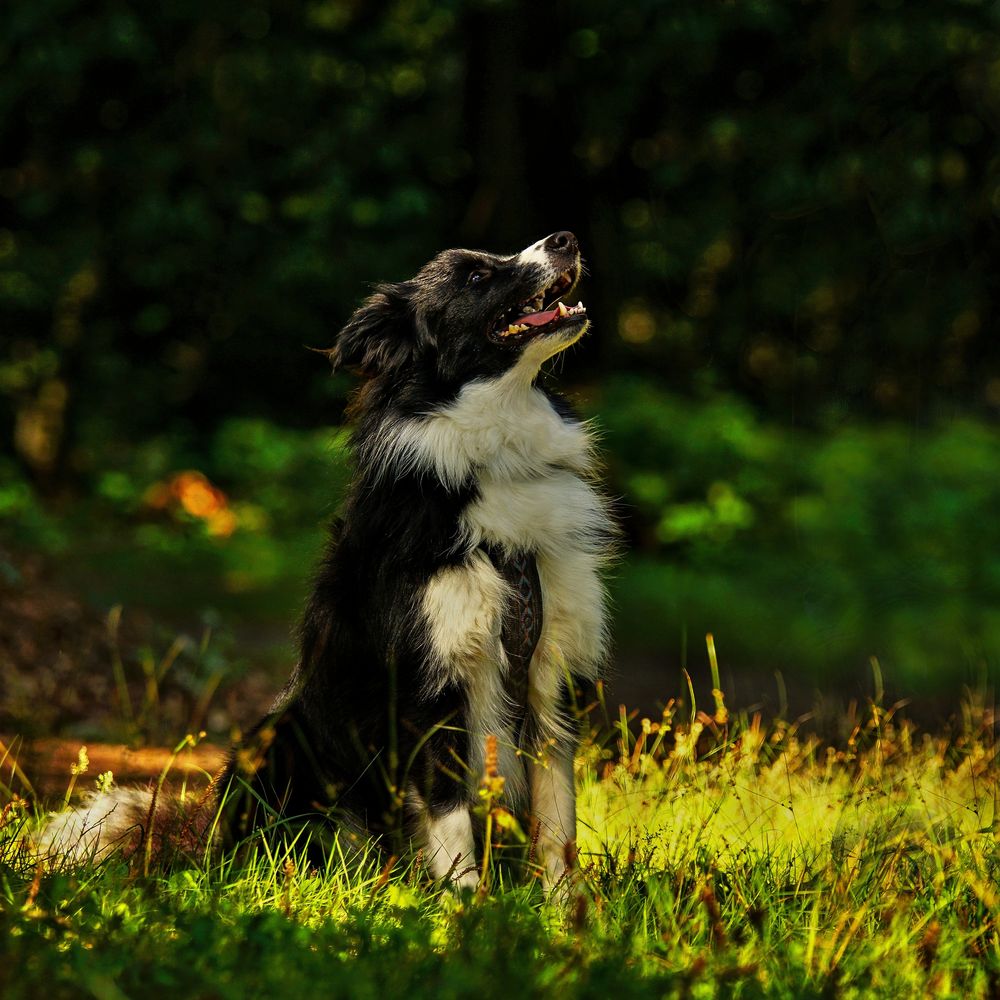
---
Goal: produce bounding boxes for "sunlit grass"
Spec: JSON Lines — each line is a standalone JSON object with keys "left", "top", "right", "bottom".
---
{"left": 1, "top": 678, "right": 998, "bottom": 998}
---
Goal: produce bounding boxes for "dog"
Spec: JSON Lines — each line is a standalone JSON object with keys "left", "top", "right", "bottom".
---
{"left": 38, "top": 232, "right": 616, "bottom": 890}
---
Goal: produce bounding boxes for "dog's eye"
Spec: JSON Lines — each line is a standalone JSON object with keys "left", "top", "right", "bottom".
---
{"left": 467, "top": 268, "right": 492, "bottom": 286}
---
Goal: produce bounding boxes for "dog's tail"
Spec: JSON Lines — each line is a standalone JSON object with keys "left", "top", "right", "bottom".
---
{"left": 34, "top": 783, "right": 220, "bottom": 866}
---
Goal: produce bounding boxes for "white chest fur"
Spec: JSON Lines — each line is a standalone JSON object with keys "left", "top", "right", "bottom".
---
{"left": 401, "top": 373, "right": 612, "bottom": 790}
{"left": 460, "top": 468, "right": 610, "bottom": 679}
{"left": 370, "top": 366, "right": 594, "bottom": 487}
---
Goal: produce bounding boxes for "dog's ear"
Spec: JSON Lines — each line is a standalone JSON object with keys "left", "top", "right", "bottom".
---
{"left": 329, "top": 281, "right": 421, "bottom": 376}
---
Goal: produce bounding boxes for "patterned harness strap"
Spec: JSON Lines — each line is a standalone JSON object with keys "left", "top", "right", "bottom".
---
{"left": 486, "top": 547, "right": 543, "bottom": 732}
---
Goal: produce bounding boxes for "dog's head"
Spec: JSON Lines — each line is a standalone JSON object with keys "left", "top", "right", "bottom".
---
{"left": 330, "top": 232, "right": 588, "bottom": 386}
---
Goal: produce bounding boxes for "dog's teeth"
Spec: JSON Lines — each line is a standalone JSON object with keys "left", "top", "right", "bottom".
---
{"left": 557, "top": 301, "right": 568, "bottom": 317}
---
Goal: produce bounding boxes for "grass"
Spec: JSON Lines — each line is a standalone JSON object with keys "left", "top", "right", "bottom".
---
{"left": 1, "top": 676, "right": 998, "bottom": 998}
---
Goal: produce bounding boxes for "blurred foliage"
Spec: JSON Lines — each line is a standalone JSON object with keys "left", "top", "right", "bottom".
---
{"left": 0, "top": 419, "right": 350, "bottom": 625}
{"left": 2, "top": 0, "right": 1000, "bottom": 485}
{"left": 1, "top": 0, "right": 999, "bottom": 694}
{"left": 600, "top": 377, "right": 999, "bottom": 687}
{"left": 3, "top": 385, "right": 997, "bottom": 692}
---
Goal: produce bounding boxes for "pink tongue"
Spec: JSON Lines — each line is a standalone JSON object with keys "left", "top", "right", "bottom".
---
{"left": 517, "top": 307, "right": 560, "bottom": 327}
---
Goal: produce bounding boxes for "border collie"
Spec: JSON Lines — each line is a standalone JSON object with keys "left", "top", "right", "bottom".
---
{"left": 38, "top": 232, "right": 616, "bottom": 890}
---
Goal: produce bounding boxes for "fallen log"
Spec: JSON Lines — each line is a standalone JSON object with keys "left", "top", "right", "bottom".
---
{"left": 0, "top": 735, "right": 227, "bottom": 802}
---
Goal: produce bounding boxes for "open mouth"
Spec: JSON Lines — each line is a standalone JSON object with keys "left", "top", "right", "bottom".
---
{"left": 491, "top": 268, "right": 587, "bottom": 344}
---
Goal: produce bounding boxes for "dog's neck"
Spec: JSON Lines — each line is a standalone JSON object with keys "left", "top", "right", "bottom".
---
{"left": 360, "top": 368, "right": 595, "bottom": 490}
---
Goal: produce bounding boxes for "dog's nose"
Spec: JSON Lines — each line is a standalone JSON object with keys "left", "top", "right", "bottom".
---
{"left": 544, "top": 231, "right": 578, "bottom": 252}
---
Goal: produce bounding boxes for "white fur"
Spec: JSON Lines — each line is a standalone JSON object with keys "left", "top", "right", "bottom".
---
{"left": 461, "top": 469, "right": 611, "bottom": 744}
{"left": 420, "top": 551, "right": 527, "bottom": 804}
{"left": 404, "top": 357, "right": 613, "bottom": 733}
{"left": 460, "top": 469, "right": 609, "bottom": 558}
{"left": 385, "top": 343, "right": 613, "bottom": 764}
{"left": 403, "top": 347, "right": 613, "bottom": 854}
{"left": 34, "top": 787, "right": 153, "bottom": 864}
{"left": 530, "top": 751, "right": 577, "bottom": 890}
{"left": 413, "top": 368, "right": 613, "bottom": 724}
{"left": 370, "top": 367, "right": 595, "bottom": 490}
{"left": 422, "top": 805, "right": 478, "bottom": 889}
{"left": 421, "top": 550, "right": 508, "bottom": 685}
{"left": 515, "top": 327, "right": 588, "bottom": 373}
{"left": 516, "top": 238, "right": 562, "bottom": 275}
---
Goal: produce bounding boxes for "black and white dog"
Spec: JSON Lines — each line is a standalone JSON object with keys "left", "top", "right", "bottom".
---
{"left": 40, "top": 232, "right": 616, "bottom": 890}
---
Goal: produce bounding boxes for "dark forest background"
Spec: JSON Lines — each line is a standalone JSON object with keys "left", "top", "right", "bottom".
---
{"left": 2, "top": 0, "right": 999, "bottom": 737}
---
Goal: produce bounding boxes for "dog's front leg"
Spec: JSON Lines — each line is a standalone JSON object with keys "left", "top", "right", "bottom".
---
{"left": 423, "top": 804, "right": 478, "bottom": 891}
{"left": 530, "top": 748, "right": 577, "bottom": 891}
{"left": 409, "top": 687, "right": 479, "bottom": 891}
